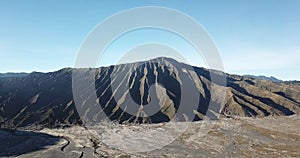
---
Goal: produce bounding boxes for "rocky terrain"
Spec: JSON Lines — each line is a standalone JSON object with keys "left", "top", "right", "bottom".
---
{"left": 0, "top": 115, "right": 299, "bottom": 157}
{"left": 0, "top": 57, "right": 299, "bottom": 128}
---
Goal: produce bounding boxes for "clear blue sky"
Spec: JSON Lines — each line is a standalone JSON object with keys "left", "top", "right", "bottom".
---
{"left": 0, "top": 0, "right": 299, "bottom": 80}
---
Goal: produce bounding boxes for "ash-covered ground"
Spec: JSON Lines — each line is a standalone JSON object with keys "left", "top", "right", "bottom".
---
{"left": 1, "top": 115, "right": 299, "bottom": 158}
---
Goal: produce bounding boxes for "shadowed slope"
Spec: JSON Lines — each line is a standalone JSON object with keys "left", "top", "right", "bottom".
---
{"left": 0, "top": 129, "right": 61, "bottom": 157}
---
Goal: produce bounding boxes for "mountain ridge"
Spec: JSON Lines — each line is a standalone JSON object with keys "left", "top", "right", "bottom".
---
{"left": 0, "top": 57, "right": 299, "bottom": 128}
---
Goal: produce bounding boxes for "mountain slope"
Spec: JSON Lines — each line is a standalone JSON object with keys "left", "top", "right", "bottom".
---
{"left": 0, "top": 57, "right": 299, "bottom": 128}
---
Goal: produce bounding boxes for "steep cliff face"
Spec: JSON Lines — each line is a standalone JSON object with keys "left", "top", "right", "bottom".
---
{"left": 0, "top": 57, "right": 299, "bottom": 128}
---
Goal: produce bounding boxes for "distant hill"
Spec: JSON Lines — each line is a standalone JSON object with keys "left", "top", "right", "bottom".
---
{"left": 0, "top": 73, "right": 28, "bottom": 78}
{"left": 284, "top": 80, "right": 300, "bottom": 85}
{"left": 244, "top": 75, "right": 283, "bottom": 82}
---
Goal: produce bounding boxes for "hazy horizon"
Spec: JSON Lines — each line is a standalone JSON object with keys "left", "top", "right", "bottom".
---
{"left": 0, "top": 56, "right": 297, "bottom": 82}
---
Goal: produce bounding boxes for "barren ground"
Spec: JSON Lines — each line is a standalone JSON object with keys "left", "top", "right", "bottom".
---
{"left": 1, "top": 115, "right": 299, "bottom": 158}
